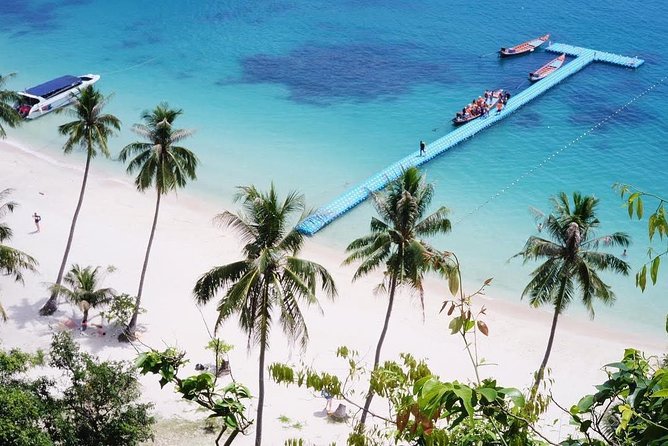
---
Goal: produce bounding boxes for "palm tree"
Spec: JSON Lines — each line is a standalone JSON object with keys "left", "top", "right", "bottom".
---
{"left": 117, "top": 103, "right": 197, "bottom": 342}
{"left": 39, "top": 86, "right": 121, "bottom": 315}
{"left": 0, "top": 73, "right": 22, "bottom": 138}
{"left": 0, "top": 188, "right": 38, "bottom": 321}
{"left": 49, "top": 264, "right": 116, "bottom": 329}
{"left": 516, "top": 192, "right": 631, "bottom": 395}
{"left": 343, "top": 167, "right": 452, "bottom": 426}
{"left": 194, "top": 185, "right": 337, "bottom": 446}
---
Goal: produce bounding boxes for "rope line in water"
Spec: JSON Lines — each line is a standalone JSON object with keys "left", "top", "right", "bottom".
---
{"left": 100, "top": 56, "right": 159, "bottom": 76}
{"left": 454, "top": 76, "right": 667, "bottom": 225}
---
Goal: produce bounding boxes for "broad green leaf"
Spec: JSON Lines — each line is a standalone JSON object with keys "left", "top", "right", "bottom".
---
{"left": 651, "top": 256, "right": 660, "bottom": 284}
{"left": 638, "top": 265, "right": 647, "bottom": 291}
{"left": 576, "top": 395, "right": 594, "bottom": 412}
{"left": 477, "top": 387, "right": 497, "bottom": 402}
{"left": 135, "top": 352, "right": 148, "bottom": 368}
{"left": 448, "top": 269, "right": 459, "bottom": 296}
{"left": 627, "top": 201, "right": 634, "bottom": 218}
{"left": 449, "top": 316, "right": 463, "bottom": 334}
{"left": 649, "top": 214, "right": 657, "bottom": 240}
{"left": 499, "top": 387, "right": 525, "bottom": 408}
{"left": 452, "top": 385, "right": 474, "bottom": 416}
{"left": 651, "top": 389, "right": 668, "bottom": 398}
{"left": 616, "top": 404, "right": 633, "bottom": 434}
{"left": 636, "top": 197, "right": 644, "bottom": 219}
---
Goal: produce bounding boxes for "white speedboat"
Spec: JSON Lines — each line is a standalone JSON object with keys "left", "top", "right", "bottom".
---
{"left": 16, "top": 74, "right": 100, "bottom": 119}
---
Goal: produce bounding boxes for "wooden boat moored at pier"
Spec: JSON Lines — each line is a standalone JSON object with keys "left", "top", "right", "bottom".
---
{"left": 499, "top": 34, "right": 550, "bottom": 57}
{"left": 529, "top": 54, "right": 565, "bottom": 81}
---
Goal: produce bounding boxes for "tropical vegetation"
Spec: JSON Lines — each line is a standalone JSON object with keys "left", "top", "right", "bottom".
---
{"left": 563, "top": 348, "right": 668, "bottom": 446}
{"left": 48, "top": 264, "right": 116, "bottom": 329}
{"left": 0, "top": 72, "right": 21, "bottom": 138}
{"left": 137, "top": 338, "right": 253, "bottom": 445}
{"left": 515, "top": 192, "right": 631, "bottom": 396}
{"left": 0, "top": 332, "right": 154, "bottom": 446}
{"left": 39, "top": 86, "right": 121, "bottom": 316}
{"left": 343, "top": 166, "right": 453, "bottom": 427}
{"left": 1, "top": 75, "right": 665, "bottom": 445}
{"left": 614, "top": 184, "right": 667, "bottom": 292}
{"left": 193, "top": 184, "right": 337, "bottom": 446}
{"left": 0, "top": 188, "right": 38, "bottom": 322}
{"left": 118, "top": 103, "right": 198, "bottom": 342}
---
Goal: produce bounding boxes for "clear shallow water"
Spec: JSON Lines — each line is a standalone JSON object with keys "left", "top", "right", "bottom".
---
{"left": 1, "top": 0, "right": 666, "bottom": 336}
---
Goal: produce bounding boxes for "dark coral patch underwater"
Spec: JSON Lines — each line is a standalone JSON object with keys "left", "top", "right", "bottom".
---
{"left": 231, "top": 42, "right": 456, "bottom": 105}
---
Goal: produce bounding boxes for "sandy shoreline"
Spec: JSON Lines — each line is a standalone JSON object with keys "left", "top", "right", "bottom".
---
{"left": 1, "top": 138, "right": 665, "bottom": 444}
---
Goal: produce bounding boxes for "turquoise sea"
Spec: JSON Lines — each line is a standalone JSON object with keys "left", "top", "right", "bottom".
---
{"left": 1, "top": 0, "right": 666, "bottom": 336}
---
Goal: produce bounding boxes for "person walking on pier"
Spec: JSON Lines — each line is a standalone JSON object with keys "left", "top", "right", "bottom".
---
{"left": 419, "top": 140, "right": 426, "bottom": 156}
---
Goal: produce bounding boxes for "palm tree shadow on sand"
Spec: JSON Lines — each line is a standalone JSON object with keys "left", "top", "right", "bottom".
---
{"left": 6, "top": 298, "right": 56, "bottom": 331}
{"left": 5, "top": 298, "right": 136, "bottom": 355}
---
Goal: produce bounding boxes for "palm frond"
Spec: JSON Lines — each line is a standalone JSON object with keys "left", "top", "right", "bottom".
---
{"left": 0, "top": 188, "right": 17, "bottom": 220}
{"left": 515, "top": 236, "right": 562, "bottom": 263}
{"left": 415, "top": 206, "right": 451, "bottom": 237}
{"left": 351, "top": 243, "right": 392, "bottom": 280}
{"left": 58, "top": 86, "right": 120, "bottom": 159}
{"left": 121, "top": 103, "right": 196, "bottom": 195}
{"left": 523, "top": 258, "right": 563, "bottom": 307}
{"left": 0, "top": 73, "right": 22, "bottom": 135}
{"left": 0, "top": 245, "right": 38, "bottom": 282}
{"left": 583, "top": 232, "right": 631, "bottom": 250}
{"left": 287, "top": 257, "right": 337, "bottom": 299}
{"left": 273, "top": 276, "right": 309, "bottom": 349}
{"left": 215, "top": 268, "right": 261, "bottom": 333}
{"left": 198, "top": 185, "right": 336, "bottom": 354}
{"left": 194, "top": 261, "right": 250, "bottom": 305}
{"left": 580, "top": 251, "right": 630, "bottom": 275}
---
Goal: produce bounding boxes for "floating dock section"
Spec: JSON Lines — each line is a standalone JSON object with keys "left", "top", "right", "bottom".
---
{"left": 296, "top": 43, "right": 643, "bottom": 235}
{"left": 545, "top": 43, "right": 644, "bottom": 68}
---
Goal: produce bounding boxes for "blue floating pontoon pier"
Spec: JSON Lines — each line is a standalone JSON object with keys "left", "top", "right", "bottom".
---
{"left": 296, "top": 43, "right": 643, "bottom": 236}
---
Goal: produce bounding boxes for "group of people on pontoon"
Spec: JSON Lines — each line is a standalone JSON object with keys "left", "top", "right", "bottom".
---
{"left": 455, "top": 89, "right": 511, "bottom": 121}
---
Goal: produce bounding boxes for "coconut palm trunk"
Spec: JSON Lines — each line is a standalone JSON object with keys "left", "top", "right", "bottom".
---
{"left": 255, "top": 313, "right": 268, "bottom": 446}
{"left": 531, "top": 279, "right": 566, "bottom": 395}
{"left": 534, "top": 305, "right": 560, "bottom": 388}
{"left": 40, "top": 150, "right": 92, "bottom": 315}
{"left": 82, "top": 307, "right": 90, "bottom": 327}
{"left": 120, "top": 190, "right": 161, "bottom": 341}
{"left": 360, "top": 274, "right": 398, "bottom": 425}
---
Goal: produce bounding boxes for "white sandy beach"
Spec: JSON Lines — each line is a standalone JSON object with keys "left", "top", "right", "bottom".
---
{"left": 0, "top": 139, "right": 665, "bottom": 445}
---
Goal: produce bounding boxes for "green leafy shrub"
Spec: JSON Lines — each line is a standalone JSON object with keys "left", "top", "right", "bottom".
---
{"left": 564, "top": 348, "right": 668, "bottom": 446}
{"left": 0, "top": 333, "right": 154, "bottom": 445}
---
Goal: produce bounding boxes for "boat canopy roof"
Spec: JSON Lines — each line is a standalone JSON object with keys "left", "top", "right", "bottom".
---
{"left": 24, "top": 75, "right": 82, "bottom": 99}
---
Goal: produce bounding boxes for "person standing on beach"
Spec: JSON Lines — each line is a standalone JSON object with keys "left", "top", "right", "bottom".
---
{"left": 32, "top": 212, "right": 41, "bottom": 232}
{"left": 419, "top": 140, "right": 426, "bottom": 156}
